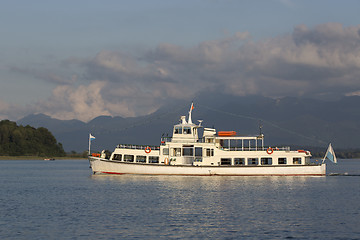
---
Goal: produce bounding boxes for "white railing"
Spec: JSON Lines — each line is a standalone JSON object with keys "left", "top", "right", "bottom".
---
{"left": 116, "top": 144, "right": 160, "bottom": 151}
{"left": 224, "top": 146, "right": 291, "bottom": 151}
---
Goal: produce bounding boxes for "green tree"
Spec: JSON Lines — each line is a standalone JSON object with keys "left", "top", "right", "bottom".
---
{"left": 0, "top": 120, "right": 66, "bottom": 157}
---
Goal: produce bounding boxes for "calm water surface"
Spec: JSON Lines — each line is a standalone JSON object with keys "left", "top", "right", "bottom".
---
{"left": 0, "top": 159, "right": 359, "bottom": 239}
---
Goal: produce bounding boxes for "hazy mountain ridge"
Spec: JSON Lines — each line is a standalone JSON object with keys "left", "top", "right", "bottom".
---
{"left": 17, "top": 96, "right": 360, "bottom": 152}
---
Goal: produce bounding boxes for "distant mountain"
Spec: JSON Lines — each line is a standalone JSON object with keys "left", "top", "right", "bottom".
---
{"left": 17, "top": 95, "right": 360, "bottom": 152}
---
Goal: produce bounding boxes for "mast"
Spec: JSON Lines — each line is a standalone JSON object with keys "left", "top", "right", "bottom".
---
{"left": 188, "top": 102, "right": 194, "bottom": 124}
{"left": 89, "top": 133, "right": 96, "bottom": 155}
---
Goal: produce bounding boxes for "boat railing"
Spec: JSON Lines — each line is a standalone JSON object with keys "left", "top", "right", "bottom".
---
{"left": 160, "top": 137, "right": 172, "bottom": 145}
{"left": 160, "top": 137, "right": 206, "bottom": 145}
{"left": 160, "top": 137, "right": 291, "bottom": 152}
{"left": 116, "top": 144, "right": 160, "bottom": 151}
{"left": 225, "top": 146, "right": 291, "bottom": 151}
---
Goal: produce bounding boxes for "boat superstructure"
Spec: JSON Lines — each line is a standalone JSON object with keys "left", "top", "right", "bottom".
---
{"left": 89, "top": 104, "right": 326, "bottom": 176}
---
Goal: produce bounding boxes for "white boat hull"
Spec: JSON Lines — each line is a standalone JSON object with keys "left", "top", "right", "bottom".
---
{"left": 89, "top": 157, "right": 326, "bottom": 176}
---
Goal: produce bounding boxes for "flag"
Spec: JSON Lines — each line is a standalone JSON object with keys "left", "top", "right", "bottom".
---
{"left": 89, "top": 134, "right": 96, "bottom": 141}
{"left": 323, "top": 143, "right": 337, "bottom": 163}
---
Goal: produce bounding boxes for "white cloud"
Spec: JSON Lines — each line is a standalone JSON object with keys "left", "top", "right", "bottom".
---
{"left": 3, "top": 23, "right": 360, "bottom": 121}
{"left": 35, "top": 81, "right": 112, "bottom": 121}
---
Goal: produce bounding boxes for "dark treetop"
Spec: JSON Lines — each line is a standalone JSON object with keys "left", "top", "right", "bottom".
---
{"left": 0, "top": 120, "right": 65, "bottom": 157}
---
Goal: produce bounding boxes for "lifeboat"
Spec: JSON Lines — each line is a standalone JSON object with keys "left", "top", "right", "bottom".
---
{"left": 218, "top": 131, "right": 237, "bottom": 137}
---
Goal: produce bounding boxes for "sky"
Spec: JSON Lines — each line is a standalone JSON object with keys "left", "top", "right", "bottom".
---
{"left": 1, "top": 0, "right": 360, "bottom": 122}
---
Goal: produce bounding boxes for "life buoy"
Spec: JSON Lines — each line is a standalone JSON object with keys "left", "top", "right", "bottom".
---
{"left": 145, "top": 146, "right": 151, "bottom": 154}
{"left": 164, "top": 157, "right": 169, "bottom": 165}
{"left": 266, "top": 147, "right": 273, "bottom": 154}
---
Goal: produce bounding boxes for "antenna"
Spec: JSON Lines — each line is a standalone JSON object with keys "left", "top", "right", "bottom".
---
{"left": 259, "top": 120, "right": 263, "bottom": 135}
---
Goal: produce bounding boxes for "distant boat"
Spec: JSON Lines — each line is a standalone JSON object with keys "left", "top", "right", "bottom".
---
{"left": 89, "top": 103, "right": 335, "bottom": 176}
{"left": 43, "top": 158, "right": 55, "bottom": 161}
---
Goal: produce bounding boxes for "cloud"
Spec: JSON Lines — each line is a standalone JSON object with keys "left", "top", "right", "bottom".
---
{"left": 141, "top": 23, "right": 360, "bottom": 98}
{"left": 34, "top": 81, "right": 113, "bottom": 121}
{"left": 346, "top": 90, "right": 360, "bottom": 97}
{"left": 0, "top": 100, "right": 11, "bottom": 120}
{"left": 10, "top": 66, "right": 76, "bottom": 85}
{"left": 41, "top": 23, "right": 360, "bottom": 119}
{"left": 0, "top": 99, "right": 34, "bottom": 121}
{"left": 3, "top": 23, "right": 360, "bottom": 122}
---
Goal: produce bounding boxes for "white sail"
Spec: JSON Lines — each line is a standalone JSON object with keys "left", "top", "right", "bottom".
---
{"left": 322, "top": 143, "right": 337, "bottom": 163}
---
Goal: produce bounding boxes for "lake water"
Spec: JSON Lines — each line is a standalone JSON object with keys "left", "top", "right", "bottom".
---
{"left": 0, "top": 159, "right": 359, "bottom": 239}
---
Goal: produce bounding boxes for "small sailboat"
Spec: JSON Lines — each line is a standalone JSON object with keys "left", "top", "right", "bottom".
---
{"left": 322, "top": 143, "right": 337, "bottom": 164}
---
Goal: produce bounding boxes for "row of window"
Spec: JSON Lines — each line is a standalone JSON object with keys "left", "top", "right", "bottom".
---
{"left": 112, "top": 154, "right": 160, "bottom": 163}
{"left": 163, "top": 147, "right": 214, "bottom": 157}
{"left": 174, "top": 126, "right": 196, "bottom": 134}
{"left": 220, "top": 157, "right": 302, "bottom": 166}
{"left": 111, "top": 154, "right": 302, "bottom": 166}
{"left": 174, "top": 126, "right": 193, "bottom": 135}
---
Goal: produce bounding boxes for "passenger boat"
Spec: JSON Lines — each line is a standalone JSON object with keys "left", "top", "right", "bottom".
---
{"left": 88, "top": 103, "right": 333, "bottom": 176}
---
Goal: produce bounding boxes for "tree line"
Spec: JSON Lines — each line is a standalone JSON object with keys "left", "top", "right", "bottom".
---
{"left": 0, "top": 120, "right": 65, "bottom": 157}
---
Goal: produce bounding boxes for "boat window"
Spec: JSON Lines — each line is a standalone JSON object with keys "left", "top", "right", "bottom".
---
{"left": 293, "top": 157, "right": 302, "bottom": 164}
{"left": 149, "top": 156, "right": 159, "bottom": 163}
{"left": 234, "top": 158, "right": 245, "bottom": 165}
{"left": 206, "top": 148, "right": 210, "bottom": 156}
{"left": 124, "top": 155, "right": 134, "bottom": 162}
{"left": 174, "top": 126, "right": 182, "bottom": 134}
{"left": 220, "top": 158, "right": 231, "bottom": 165}
{"left": 278, "top": 158, "right": 287, "bottom": 164}
{"left": 261, "top": 157, "right": 272, "bottom": 165}
{"left": 184, "top": 127, "right": 191, "bottom": 134}
{"left": 183, "top": 147, "right": 193, "bottom": 156}
{"left": 112, "top": 154, "right": 122, "bottom": 161}
{"left": 248, "top": 158, "right": 258, "bottom": 165}
{"left": 136, "top": 156, "right": 146, "bottom": 163}
{"left": 206, "top": 138, "right": 214, "bottom": 143}
{"left": 163, "top": 148, "right": 169, "bottom": 155}
{"left": 195, "top": 147, "right": 202, "bottom": 157}
{"left": 205, "top": 148, "right": 214, "bottom": 157}
{"left": 171, "top": 148, "right": 181, "bottom": 157}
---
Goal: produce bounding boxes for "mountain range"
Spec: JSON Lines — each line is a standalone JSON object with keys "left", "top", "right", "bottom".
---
{"left": 17, "top": 95, "right": 360, "bottom": 153}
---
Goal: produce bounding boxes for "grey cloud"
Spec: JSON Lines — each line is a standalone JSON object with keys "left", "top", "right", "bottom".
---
{"left": 293, "top": 23, "right": 360, "bottom": 48}
{"left": 0, "top": 99, "right": 36, "bottom": 121}
{"left": 10, "top": 66, "right": 75, "bottom": 85}
{"left": 5, "top": 23, "right": 360, "bottom": 122}
{"left": 76, "top": 24, "right": 360, "bottom": 119}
